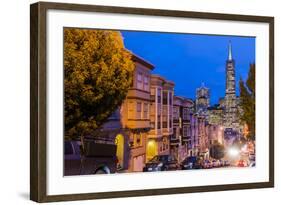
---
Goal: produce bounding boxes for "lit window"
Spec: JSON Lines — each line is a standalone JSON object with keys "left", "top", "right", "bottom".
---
{"left": 128, "top": 101, "right": 134, "bottom": 119}
{"left": 134, "top": 133, "right": 142, "bottom": 147}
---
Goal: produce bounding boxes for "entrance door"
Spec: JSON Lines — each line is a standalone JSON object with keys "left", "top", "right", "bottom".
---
{"left": 133, "top": 155, "right": 144, "bottom": 172}
{"left": 146, "top": 139, "right": 157, "bottom": 162}
{"left": 115, "top": 134, "right": 124, "bottom": 168}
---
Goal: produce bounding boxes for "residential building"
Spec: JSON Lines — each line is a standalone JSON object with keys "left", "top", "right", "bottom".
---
{"left": 120, "top": 54, "right": 154, "bottom": 172}
{"left": 190, "top": 113, "right": 199, "bottom": 156}
{"left": 99, "top": 54, "right": 154, "bottom": 172}
{"left": 146, "top": 75, "right": 174, "bottom": 161}
{"left": 171, "top": 96, "right": 194, "bottom": 162}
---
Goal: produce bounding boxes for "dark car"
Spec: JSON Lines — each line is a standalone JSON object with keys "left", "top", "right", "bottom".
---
{"left": 180, "top": 156, "right": 201, "bottom": 170}
{"left": 143, "top": 155, "right": 179, "bottom": 172}
{"left": 64, "top": 138, "right": 117, "bottom": 176}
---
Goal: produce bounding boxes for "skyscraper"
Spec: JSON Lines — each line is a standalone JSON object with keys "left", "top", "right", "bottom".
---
{"left": 196, "top": 83, "right": 210, "bottom": 116}
{"left": 224, "top": 41, "right": 238, "bottom": 128}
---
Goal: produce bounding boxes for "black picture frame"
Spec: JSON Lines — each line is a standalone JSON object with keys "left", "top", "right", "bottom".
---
{"left": 30, "top": 1, "right": 274, "bottom": 202}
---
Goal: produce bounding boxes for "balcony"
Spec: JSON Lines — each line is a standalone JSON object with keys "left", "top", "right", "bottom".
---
{"left": 126, "top": 119, "right": 150, "bottom": 129}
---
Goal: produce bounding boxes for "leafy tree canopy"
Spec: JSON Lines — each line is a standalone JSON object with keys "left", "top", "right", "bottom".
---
{"left": 209, "top": 141, "right": 225, "bottom": 159}
{"left": 64, "top": 28, "right": 135, "bottom": 139}
{"left": 239, "top": 64, "right": 255, "bottom": 140}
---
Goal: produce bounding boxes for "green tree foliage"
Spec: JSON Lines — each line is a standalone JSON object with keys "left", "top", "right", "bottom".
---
{"left": 239, "top": 64, "right": 255, "bottom": 139}
{"left": 209, "top": 141, "right": 225, "bottom": 159}
{"left": 64, "top": 28, "right": 135, "bottom": 139}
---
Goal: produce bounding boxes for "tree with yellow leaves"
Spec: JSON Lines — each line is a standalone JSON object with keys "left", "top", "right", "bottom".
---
{"left": 64, "top": 28, "right": 134, "bottom": 139}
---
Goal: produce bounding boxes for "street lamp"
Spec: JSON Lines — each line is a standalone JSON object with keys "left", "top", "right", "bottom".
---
{"left": 228, "top": 147, "right": 239, "bottom": 158}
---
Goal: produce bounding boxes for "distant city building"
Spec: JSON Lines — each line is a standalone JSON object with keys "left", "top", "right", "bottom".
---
{"left": 206, "top": 124, "right": 224, "bottom": 146}
{"left": 196, "top": 83, "right": 210, "bottom": 116}
{"left": 207, "top": 104, "right": 224, "bottom": 125}
{"left": 224, "top": 41, "right": 238, "bottom": 129}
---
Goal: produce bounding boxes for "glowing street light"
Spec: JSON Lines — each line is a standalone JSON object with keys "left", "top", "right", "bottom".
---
{"left": 228, "top": 147, "right": 239, "bottom": 157}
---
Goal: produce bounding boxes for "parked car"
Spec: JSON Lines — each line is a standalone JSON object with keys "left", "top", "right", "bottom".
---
{"left": 180, "top": 156, "right": 202, "bottom": 170}
{"left": 249, "top": 161, "right": 256, "bottom": 167}
{"left": 64, "top": 138, "right": 117, "bottom": 176}
{"left": 202, "top": 160, "right": 212, "bottom": 169}
{"left": 223, "top": 160, "right": 231, "bottom": 166}
{"left": 143, "top": 155, "right": 179, "bottom": 172}
{"left": 211, "top": 159, "right": 220, "bottom": 168}
{"left": 249, "top": 153, "right": 255, "bottom": 162}
{"left": 218, "top": 159, "right": 223, "bottom": 167}
{"left": 237, "top": 159, "right": 247, "bottom": 167}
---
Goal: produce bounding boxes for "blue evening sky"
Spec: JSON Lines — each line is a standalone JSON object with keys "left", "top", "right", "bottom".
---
{"left": 121, "top": 31, "right": 255, "bottom": 105}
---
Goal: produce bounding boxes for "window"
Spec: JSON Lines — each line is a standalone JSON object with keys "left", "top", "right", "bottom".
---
{"left": 150, "top": 115, "right": 155, "bottom": 129}
{"left": 134, "top": 133, "right": 142, "bottom": 147}
{"left": 128, "top": 101, "right": 134, "bottom": 119}
{"left": 144, "top": 75, "right": 149, "bottom": 91}
{"left": 143, "top": 103, "right": 148, "bottom": 119}
{"left": 173, "top": 128, "right": 177, "bottom": 137}
{"left": 137, "top": 72, "right": 143, "bottom": 89}
{"left": 173, "top": 106, "right": 179, "bottom": 119}
{"left": 183, "top": 125, "right": 188, "bottom": 137}
{"left": 183, "top": 108, "right": 190, "bottom": 120}
{"left": 162, "top": 115, "right": 167, "bottom": 128}
{"left": 150, "top": 103, "right": 155, "bottom": 114}
{"left": 162, "top": 106, "right": 167, "bottom": 115}
{"left": 137, "top": 102, "right": 142, "bottom": 112}
{"left": 157, "top": 115, "right": 161, "bottom": 129}
{"left": 187, "top": 126, "right": 191, "bottom": 136}
{"left": 169, "top": 92, "right": 172, "bottom": 105}
{"left": 150, "top": 88, "right": 155, "bottom": 101}
{"left": 136, "top": 102, "right": 142, "bottom": 119}
{"left": 157, "top": 88, "right": 161, "bottom": 103}
{"left": 169, "top": 116, "right": 172, "bottom": 128}
{"left": 163, "top": 91, "right": 168, "bottom": 105}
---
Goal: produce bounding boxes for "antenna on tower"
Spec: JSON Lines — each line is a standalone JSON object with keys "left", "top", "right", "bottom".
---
{"left": 228, "top": 40, "right": 232, "bottom": 61}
